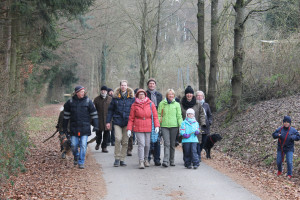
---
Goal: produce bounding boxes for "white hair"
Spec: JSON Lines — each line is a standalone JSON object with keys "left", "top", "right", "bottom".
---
{"left": 196, "top": 91, "right": 205, "bottom": 99}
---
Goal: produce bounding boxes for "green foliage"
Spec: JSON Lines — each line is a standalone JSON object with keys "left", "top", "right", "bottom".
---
{"left": 216, "top": 86, "right": 232, "bottom": 111}
{"left": 265, "top": 0, "right": 299, "bottom": 37}
{"left": 0, "top": 131, "right": 30, "bottom": 183}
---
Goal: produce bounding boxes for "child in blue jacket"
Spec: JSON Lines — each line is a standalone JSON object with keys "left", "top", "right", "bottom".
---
{"left": 180, "top": 108, "right": 200, "bottom": 169}
{"left": 272, "top": 116, "right": 300, "bottom": 178}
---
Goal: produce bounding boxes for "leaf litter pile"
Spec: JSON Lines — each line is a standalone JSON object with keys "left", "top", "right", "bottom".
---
{"left": 0, "top": 104, "right": 106, "bottom": 199}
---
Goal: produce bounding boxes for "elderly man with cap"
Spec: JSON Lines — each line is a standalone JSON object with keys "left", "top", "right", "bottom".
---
{"left": 63, "top": 85, "right": 99, "bottom": 169}
{"left": 93, "top": 86, "right": 112, "bottom": 152}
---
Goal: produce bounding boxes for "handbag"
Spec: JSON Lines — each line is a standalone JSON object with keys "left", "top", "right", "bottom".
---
{"left": 150, "top": 102, "right": 158, "bottom": 143}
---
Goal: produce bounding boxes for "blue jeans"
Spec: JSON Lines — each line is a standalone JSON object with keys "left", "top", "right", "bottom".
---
{"left": 277, "top": 151, "right": 293, "bottom": 176}
{"left": 148, "top": 136, "right": 161, "bottom": 163}
{"left": 183, "top": 142, "right": 199, "bottom": 167}
{"left": 71, "top": 135, "right": 88, "bottom": 165}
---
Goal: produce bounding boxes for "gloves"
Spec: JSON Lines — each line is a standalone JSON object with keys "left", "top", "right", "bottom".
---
{"left": 195, "top": 130, "right": 200, "bottom": 135}
{"left": 155, "top": 127, "right": 159, "bottom": 134}
{"left": 127, "top": 130, "right": 131, "bottom": 137}
{"left": 93, "top": 127, "right": 99, "bottom": 132}
{"left": 202, "top": 125, "right": 206, "bottom": 128}
{"left": 183, "top": 134, "right": 190, "bottom": 139}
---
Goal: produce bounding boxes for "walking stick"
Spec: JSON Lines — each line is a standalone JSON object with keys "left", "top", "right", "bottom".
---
{"left": 43, "top": 130, "right": 59, "bottom": 143}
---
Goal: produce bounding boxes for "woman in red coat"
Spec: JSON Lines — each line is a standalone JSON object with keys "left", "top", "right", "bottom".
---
{"left": 127, "top": 89, "right": 160, "bottom": 169}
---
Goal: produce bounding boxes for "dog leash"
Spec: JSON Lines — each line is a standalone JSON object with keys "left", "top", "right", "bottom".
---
{"left": 209, "top": 136, "right": 215, "bottom": 144}
{"left": 278, "top": 126, "right": 290, "bottom": 162}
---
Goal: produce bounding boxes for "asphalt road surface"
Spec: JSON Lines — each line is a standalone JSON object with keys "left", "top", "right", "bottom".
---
{"left": 90, "top": 136, "right": 260, "bottom": 200}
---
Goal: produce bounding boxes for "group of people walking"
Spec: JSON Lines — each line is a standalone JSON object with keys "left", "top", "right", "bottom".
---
{"left": 61, "top": 78, "right": 212, "bottom": 170}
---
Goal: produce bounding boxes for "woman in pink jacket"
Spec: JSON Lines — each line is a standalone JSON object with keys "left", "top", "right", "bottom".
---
{"left": 127, "top": 89, "right": 160, "bottom": 169}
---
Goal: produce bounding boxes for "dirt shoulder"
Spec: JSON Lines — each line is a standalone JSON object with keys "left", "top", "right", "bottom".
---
{"left": 0, "top": 104, "right": 106, "bottom": 200}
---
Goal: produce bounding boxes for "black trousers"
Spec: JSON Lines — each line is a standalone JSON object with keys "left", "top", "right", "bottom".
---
{"left": 96, "top": 130, "right": 110, "bottom": 149}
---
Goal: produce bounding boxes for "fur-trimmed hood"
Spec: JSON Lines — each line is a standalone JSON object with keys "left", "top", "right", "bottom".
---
{"left": 113, "top": 87, "right": 134, "bottom": 99}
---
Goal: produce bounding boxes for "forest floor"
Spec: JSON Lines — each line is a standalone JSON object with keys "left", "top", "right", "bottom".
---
{"left": 1, "top": 102, "right": 300, "bottom": 199}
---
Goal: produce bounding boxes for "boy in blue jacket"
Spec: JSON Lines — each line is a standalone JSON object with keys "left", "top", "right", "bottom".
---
{"left": 180, "top": 108, "right": 200, "bottom": 169}
{"left": 272, "top": 116, "right": 300, "bottom": 178}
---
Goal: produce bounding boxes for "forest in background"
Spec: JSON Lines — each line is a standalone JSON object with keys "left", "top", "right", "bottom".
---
{"left": 1, "top": 0, "right": 300, "bottom": 184}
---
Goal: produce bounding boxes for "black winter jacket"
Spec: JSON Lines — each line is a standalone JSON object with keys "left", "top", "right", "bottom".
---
{"left": 63, "top": 95, "right": 99, "bottom": 136}
{"left": 106, "top": 87, "right": 135, "bottom": 127}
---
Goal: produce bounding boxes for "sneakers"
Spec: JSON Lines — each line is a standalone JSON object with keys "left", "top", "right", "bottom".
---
{"left": 127, "top": 151, "right": 132, "bottom": 156}
{"left": 114, "top": 159, "right": 120, "bottom": 167}
{"left": 102, "top": 148, "right": 108, "bottom": 153}
{"left": 144, "top": 160, "right": 150, "bottom": 167}
{"left": 95, "top": 144, "right": 100, "bottom": 150}
{"left": 139, "top": 161, "right": 145, "bottom": 169}
{"left": 277, "top": 171, "right": 282, "bottom": 176}
{"left": 120, "top": 161, "right": 127, "bottom": 166}
{"left": 287, "top": 175, "right": 292, "bottom": 179}
{"left": 61, "top": 152, "right": 66, "bottom": 159}
{"left": 78, "top": 164, "right": 85, "bottom": 169}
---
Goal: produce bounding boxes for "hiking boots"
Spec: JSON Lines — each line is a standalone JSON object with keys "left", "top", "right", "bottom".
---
{"left": 127, "top": 150, "right": 132, "bottom": 156}
{"left": 78, "top": 164, "right": 84, "bottom": 169}
{"left": 154, "top": 162, "right": 161, "bottom": 166}
{"left": 114, "top": 159, "right": 120, "bottom": 167}
{"left": 162, "top": 163, "right": 168, "bottom": 167}
{"left": 139, "top": 161, "right": 145, "bottom": 169}
{"left": 95, "top": 144, "right": 100, "bottom": 150}
{"left": 120, "top": 161, "right": 127, "bottom": 166}
{"left": 144, "top": 160, "right": 150, "bottom": 167}
{"left": 102, "top": 148, "right": 108, "bottom": 153}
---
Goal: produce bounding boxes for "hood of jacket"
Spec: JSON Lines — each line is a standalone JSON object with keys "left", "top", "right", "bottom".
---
{"left": 113, "top": 87, "right": 134, "bottom": 99}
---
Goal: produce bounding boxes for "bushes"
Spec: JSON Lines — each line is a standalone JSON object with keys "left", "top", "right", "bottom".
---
{"left": 0, "top": 131, "right": 30, "bottom": 185}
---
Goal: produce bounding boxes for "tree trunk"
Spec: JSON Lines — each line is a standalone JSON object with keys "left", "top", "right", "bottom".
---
{"left": 101, "top": 42, "right": 108, "bottom": 86}
{"left": 14, "top": 18, "right": 21, "bottom": 96}
{"left": 231, "top": 0, "right": 245, "bottom": 113}
{"left": 207, "top": 0, "right": 219, "bottom": 112}
{"left": 197, "top": 0, "right": 206, "bottom": 93}
{"left": 139, "top": 0, "right": 147, "bottom": 89}
{"left": 9, "top": 18, "right": 17, "bottom": 93}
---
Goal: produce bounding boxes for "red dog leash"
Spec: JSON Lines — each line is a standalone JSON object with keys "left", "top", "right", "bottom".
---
{"left": 278, "top": 126, "right": 290, "bottom": 162}
{"left": 209, "top": 136, "right": 215, "bottom": 144}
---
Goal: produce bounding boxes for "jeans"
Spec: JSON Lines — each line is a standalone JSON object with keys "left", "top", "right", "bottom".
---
{"left": 277, "top": 150, "right": 293, "bottom": 176}
{"left": 96, "top": 130, "right": 109, "bottom": 148}
{"left": 148, "top": 137, "right": 161, "bottom": 163}
{"left": 183, "top": 142, "right": 199, "bottom": 167}
{"left": 71, "top": 135, "right": 88, "bottom": 165}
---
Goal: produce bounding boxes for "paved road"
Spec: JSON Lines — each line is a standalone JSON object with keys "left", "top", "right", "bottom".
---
{"left": 90, "top": 136, "right": 260, "bottom": 200}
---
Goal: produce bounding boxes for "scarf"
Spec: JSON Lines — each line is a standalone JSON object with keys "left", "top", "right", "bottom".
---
{"left": 135, "top": 97, "right": 149, "bottom": 104}
{"left": 181, "top": 96, "right": 196, "bottom": 110}
{"left": 148, "top": 89, "right": 157, "bottom": 107}
{"left": 186, "top": 117, "right": 196, "bottom": 124}
{"left": 121, "top": 91, "right": 127, "bottom": 99}
{"left": 100, "top": 93, "right": 107, "bottom": 98}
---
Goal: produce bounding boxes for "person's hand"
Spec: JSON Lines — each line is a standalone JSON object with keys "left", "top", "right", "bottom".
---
{"left": 106, "top": 123, "right": 111, "bottom": 130}
{"left": 127, "top": 130, "right": 131, "bottom": 137}
{"left": 183, "top": 134, "right": 190, "bottom": 139}
{"left": 195, "top": 130, "right": 200, "bottom": 135}
{"left": 155, "top": 127, "right": 159, "bottom": 133}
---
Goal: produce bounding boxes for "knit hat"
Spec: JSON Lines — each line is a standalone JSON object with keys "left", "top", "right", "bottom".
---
{"left": 283, "top": 116, "right": 291, "bottom": 124}
{"left": 186, "top": 108, "right": 195, "bottom": 115}
{"left": 101, "top": 86, "right": 108, "bottom": 91}
{"left": 147, "top": 78, "right": 156, "bottom": 85}
{"left": 107, "top": 88, "right": 113, "bottom": 93}
{"left": 135, "top": 89, "right": 147, "bottom": 98}
{"left": 185, "top": 85, "right": 194, "bottom": 95}
{"left": 75, "top": 85, "right": 84, "bottom": 93}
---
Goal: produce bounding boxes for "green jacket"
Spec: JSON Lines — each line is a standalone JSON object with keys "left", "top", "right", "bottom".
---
{"left": 158, "top": 98, "right": 183, "bottom": 128}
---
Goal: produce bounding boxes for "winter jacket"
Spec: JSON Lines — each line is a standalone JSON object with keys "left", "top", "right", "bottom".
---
{"left": 180, "top": 118, "right": 200, "bottom": 143}
{"left": 272, "top": 126, "right": 300, "bottom": 152}
{"left": 63, "top": 95, "right": 99, "bottom": 136}
{"left": 201, "top": 102, "right": 212, "bottom": 134}
{"left": 180, "top": 102, "right": 206, "bottom": 126}
{"left": 158, "top": 98, "right": 183, "bottom": 128}
{"left": 106, "top": 87, "right": 135, "bottom": 127}
{"left": 146, "top": 90, "right": 163, "bottom": 109}
{"left": 127, "top": 97, "right": 160, "bottom": 133}
{"left": 93, "top": 95, "right": 112, "bottom": 131}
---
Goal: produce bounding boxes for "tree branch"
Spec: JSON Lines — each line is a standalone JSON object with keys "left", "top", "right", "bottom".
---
{"left": 242, "top": 6, "right": 278, "bottom": 26}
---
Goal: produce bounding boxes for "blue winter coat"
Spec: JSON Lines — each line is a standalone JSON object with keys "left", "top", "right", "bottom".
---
{"left": 180, "top": 118, "right": 200, "bottom": 143}
{"left": 272, "top": 126, "right": 300, "bottom": 152}
{"left": 63, "top": 95, "right": 99, "bottom": 136}
{"left": 106, "top": 87, "right": 135, "bottom": 127}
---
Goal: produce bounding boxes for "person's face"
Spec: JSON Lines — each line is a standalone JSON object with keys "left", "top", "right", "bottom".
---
{"left": 148, "top": 81, "right": 156, "bottom": 91}
{"left": 186, "top": 93, "right": 193, "bottom": 101}
{"left": 187, "top": 113, "right": 194, "bottom": 118}
{"left": 167, "top": 92, "right": 174, "bottom": 101}
{"left": 101, "top": 90, "right": 107, "bottom": 95}
{"left": 120, "top": 82, "right": 128, "bottom": 92}
{"left": 196, "top": 93, "right": 204, "bottom": 101}
{"left": 283, "top": 121, "right": 290, "bottom": 128}
{"left": 109, "top": 91, "right": 114, "bottom": 96}
{"left": 77, "top": 89, "right": 85, "bottom": 99}
{"left": 138, "top": 92, "right": 145, "bottom": 100}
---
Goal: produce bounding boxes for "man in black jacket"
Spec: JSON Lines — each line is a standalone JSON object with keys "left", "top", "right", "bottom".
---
{"left": 63, "top": 86, "right": 99, "bottom": 169}
{"left": 146, "top": 78, "right": 163, "bottom": 166}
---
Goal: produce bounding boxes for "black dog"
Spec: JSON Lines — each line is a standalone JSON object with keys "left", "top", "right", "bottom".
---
{"left": 203, "top": 133, "right": 222, "bottom": 159}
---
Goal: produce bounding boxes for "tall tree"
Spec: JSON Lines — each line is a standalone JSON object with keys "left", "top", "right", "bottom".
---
{"left": 207, "top": 0, "right": 219, "bottom": 112}
{"left": 197, "top": 0, "right": 206, "bottom": 93}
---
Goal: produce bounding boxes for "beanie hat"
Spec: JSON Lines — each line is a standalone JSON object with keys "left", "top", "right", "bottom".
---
{"left": 185, "top": 85, "right": 194, "bottom": 95}
{"left": 107, "top": 88, "right": 113, "bottom": 93}
{"left": 75, "top": 85, "right": 84, "bottom": 93}
{"left": 186, "top": 108, "right": 195, "bottom": 115}
{"left": 283, "top": 116, "right": 291, "bottom": 124}
{"left": 135, "top": 89, "right": 147, "bottom": 98}
{"left": 101, "top": 86, "right": 108, "bottom": 91}
{"left": 147, "top": 78, "right": 156, "bottom": 85}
